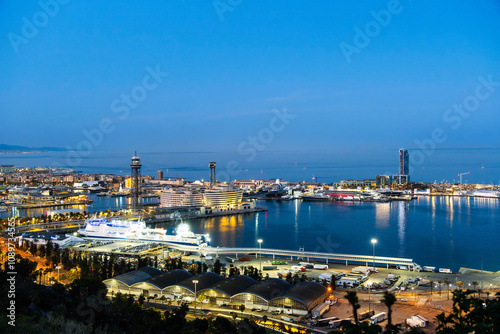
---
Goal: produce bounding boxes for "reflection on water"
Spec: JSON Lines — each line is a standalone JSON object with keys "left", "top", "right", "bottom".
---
{"left": 186, "top": 197, "right": 500, "bottom": 271}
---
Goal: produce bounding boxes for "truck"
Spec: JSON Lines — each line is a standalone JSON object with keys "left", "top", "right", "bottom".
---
{"left": 370, "top": 312, "right": 387, "bottom": 325}
{"left": 298, "top": 262, "right": 314, "bottom": 269}
{"left": 318, "top": 272, "right": 336, "bottom": 282}
{"left": 439, "top": 268, "right": 452, "bottom": 274}
{"left": 406, "top": 318, "right": 420, "bottom": 328}
{"left": 422, "top": 266, "right": 436, "bottom": 272}
{"left": 314, "top": 264, "right": 329, "bottom": 270}
{"left": 225, "top": 257, "right": 235, "bottom": 263}
{"left": 291, "top": 265, "right": 306, "bottom": 272}
{"left": 358, "top": 310, "right": 375, "bottom": 321}
{"left": 337, "top": 276, "right": 360, "bottom": 287}
{"left": 314, "top": 316, "right": 339, "bottom": 327}
{"left": 352, "top": 267, "right": 371, "bottom": 275}
{"left": 329, "top": 319, "right": 343, "bottom": 329}
{"left": 281, "top": 316, "right": 294, "bottom": 323}
{"left": 311, "top": 302, "right": 330, "bottom": 318}
{"left": 411, "top": 315, "right": 429, "bottom": 327}
{"left": 262, "top": 265, "right": 278, "bottom": 270}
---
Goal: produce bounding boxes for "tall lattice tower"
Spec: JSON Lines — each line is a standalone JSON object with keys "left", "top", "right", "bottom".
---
{"left": 130, "top": 151, "right": 142, "bottom": 212}
{"left": 209, "top": 161, "right": 216, "bottom": 187}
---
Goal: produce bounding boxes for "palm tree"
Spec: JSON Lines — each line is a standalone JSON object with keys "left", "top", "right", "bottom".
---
{"left": 239, "top": 304, "right": 245, "bottom": 317}
{"left": 444, "top": 278, "right": 451, "bottom": 300}
{"left": 429, "top": 280, "right": 435, "bottom": 295}
{"left": 344, "top": 290, "right": 360, "bottom": 332}
{"left": 471, "top": 281, "right": 479, "bottom": 296}
{"left": 438, "top": 280, "right": 443, "bottom": 295}
{"left": 382, "top": 291, "right": 397, "bottom": 331}
{"left": 456, "top": 281, "right": 464, "bottom": 290}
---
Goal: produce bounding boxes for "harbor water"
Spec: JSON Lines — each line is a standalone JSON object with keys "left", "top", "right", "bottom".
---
{"left": 184, "top": 197, "right": 500, "bottom": 272}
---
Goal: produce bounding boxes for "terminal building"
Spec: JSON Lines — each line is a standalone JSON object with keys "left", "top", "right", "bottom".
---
{"left": 103, "top": 267, "right": 163, "bottom": 295}
{"left": 231, "top": 278, "right": 291, "bottom": 310}
{"left": 268, "top": 281, "right": 328, "bottom": 315}
{"left": 198, "top": 275, "right": 256, "bottom": 304}
{"left": 103, "top": 269, "right": 330, "bottom": 316}
{"left": 160, "top": 184, "right": 250, "bottom": 213}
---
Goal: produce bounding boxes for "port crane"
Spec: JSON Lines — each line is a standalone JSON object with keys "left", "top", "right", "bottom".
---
{"left": 458, "top": 172, "right": 470, "bottom": 191}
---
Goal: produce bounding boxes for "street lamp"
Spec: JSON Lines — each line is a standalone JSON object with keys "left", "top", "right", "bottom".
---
{"left": 55, "top": 266, "right": 61, "bottom": 282}
{"left": 371, "top": 239, "right": 377, "bottom": 272}
{"left": 193, "top": 280, "right": 199, "bottom": 316}
{"left": 257, "top": 239, "right": 263, "bottom": 271}
{"left": 368, "top": 283, "right": 372, "bottom": 312}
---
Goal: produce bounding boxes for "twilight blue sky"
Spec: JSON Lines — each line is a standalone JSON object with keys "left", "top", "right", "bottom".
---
{"left": 1, "top": 1, "right": 499, "bottom": 157}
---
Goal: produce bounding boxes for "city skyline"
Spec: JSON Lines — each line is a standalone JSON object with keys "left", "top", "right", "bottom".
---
{"left": 1, "top": 1, "right": 499, "bottom": 156}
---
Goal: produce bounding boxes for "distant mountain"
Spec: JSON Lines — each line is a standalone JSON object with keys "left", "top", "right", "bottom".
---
{"left": 0, "top": 144, "right": 67, "bottom": 153}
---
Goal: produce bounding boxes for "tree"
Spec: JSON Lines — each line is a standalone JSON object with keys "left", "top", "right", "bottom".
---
{"left": 444, "top": 278, "right": 451, "bottom": 300}
{"left": 239, "top": 304, "right": 245, "bottom": 316}
{"left": 345, "top": 290, "right": 360, "bottom": 332}
{"left": 456, "top": 281, "right": 464, "bottom": 290}
{"left": 381, "top": 291, "right": 398, "bottom": 333}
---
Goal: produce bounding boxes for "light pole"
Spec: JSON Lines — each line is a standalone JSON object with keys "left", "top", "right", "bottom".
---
{"left": 368, "top": 283, "right": 372, "bottom": 312}
{"left": 56, "top": 266, "right": 61, "bottom": 282}
{"left": 258, "top": 239, "right": 263, "bottom": 271}
{"left": 371, "top": 239, "right": 377, "bottom": 272}
{"left": 193, "top": 280, "right": 199, "bottom": 316}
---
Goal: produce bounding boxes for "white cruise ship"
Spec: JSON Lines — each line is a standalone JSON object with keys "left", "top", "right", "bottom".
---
{"left": 471, "top": 190, "right": 500, "bottom": 198}
{"left": 78, "top": 217, "right": 210, "bottom": 246}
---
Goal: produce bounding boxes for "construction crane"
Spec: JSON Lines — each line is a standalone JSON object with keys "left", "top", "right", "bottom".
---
{"left": 458, "top": 172, "right": 470, "bottom": 191}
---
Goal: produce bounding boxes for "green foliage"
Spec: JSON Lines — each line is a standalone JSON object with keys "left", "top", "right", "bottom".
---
{"left": 436, "top": 289, "right": 500, "bottom": 333}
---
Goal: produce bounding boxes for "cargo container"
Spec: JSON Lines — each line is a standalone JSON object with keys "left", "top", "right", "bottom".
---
{"left": 406, "top": 318, "right": 419, "bottom": 328}
{"left": 314, "top": 264, "right": 329, "bottom": 270}
{"left": 370, "top": 312, "right": 387, "bottom": 325}
{"left": 422, "top": 266, "right": 436, "bottom": 272}
{"left": 239, "top": 257, "right": 251, "bottom": 261}
{"left": 272, "top": 261, "right": 287, "bottom": 265}
{"left": 329, "top": 319, "right": 343, "bottom": 329}
{"left": 262, "top": 265, "right": 278, "bottom": 270}
{"left": 411, "top": 315, "right": 428, "bottom": 327}
{"left": 439, "top": 268, "right": 452, "bottom": 274}
{"left": 291, "top": 265, "right": 306, "bottom": 272}
{"left": 358, "top": 310, "right": 375, "bottom": 321}
{"left": 225, "top": 257, "right": 235, "bottom": 263}
{"left": 311, "top": 302, "right": 330, "bottom": 318}
{"left": 314, "top": 316, "right": 339, "bottom": 327}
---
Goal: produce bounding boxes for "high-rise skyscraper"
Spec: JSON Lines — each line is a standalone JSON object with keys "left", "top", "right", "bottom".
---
{"left": 399, "top": 149, "right": 409, "bottom": 175}
{"left": 130, "top": 152, "right": 142, "bottom": 212}
{"left": 157, "top": 170, "right": 164, "bottom": 181}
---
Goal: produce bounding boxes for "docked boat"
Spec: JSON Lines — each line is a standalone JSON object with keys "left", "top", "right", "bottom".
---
{"left": 471, "top": 190, "right": 500, "bottom": 198}
{"left": 301, "top": 193, "right": 332, "bottom": 202}
{"left": 78, "top": 217, "right": 210, "bottom": 246}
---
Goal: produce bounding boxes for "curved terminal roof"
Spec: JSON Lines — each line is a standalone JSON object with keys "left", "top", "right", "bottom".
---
{"left": 233, "top": 278, "right": 291, "bottom": 301}
{"left": 270, "top": 281, "right": 327, "bottom": 306}
{"left": 131, "top": 269, "right": 192, "bottom": 290}
{"left": 175, "top": 272, "right": 224, "bottom": 292}
{"left": 198, "top": 275, "right": 256, "bottom": 297}
{"left": 103, "top": 266, "right": 162, "bottom": 287}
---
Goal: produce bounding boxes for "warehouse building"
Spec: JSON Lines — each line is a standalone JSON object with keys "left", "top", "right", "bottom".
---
{"left": 129, "top": 269, "right": 192, "bottom": 298}
{"left": 231, "top": 278, "right": 291, "bottom": 310}
{"left": 198, "top": 275, "right": 256, "bottom": 304}
{"left": 103, "top": 267, "right": 162, "bottom": 295}
{"left": 162, "top": 272, "right": 224, "bottom": 302}
{"left": 268, "top": 281, "right": 328, "bottom": 315}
